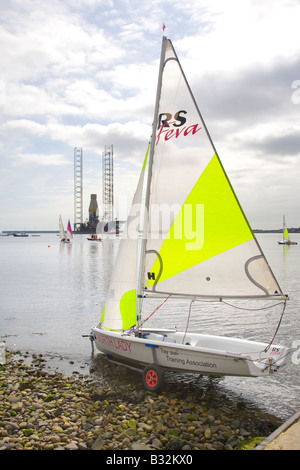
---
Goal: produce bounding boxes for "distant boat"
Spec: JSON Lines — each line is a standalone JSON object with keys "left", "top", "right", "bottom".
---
{"left": 67, "top": 220, "right": 73, "bottom": 241}
{"left": 59, "top": 215, "right": 71, "bottom": 243}
{"left": 278, "top": 216, "right": 297, "bottom": 245}
{"left": 91, "top": 36, "right": 292, "bottom": 392}
{"left": 87, "top": 222, "right": 103, "bottom": 241}
{"left": 13, "top": 232, "right": 28, "bottom": 237}
{"left": 87, "top": 235, "right": 102, "bottom": 242}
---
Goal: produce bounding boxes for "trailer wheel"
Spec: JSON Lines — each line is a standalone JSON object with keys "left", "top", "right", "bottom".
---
{"left": 142, "top": 364, "right": 165, "bottom": 392}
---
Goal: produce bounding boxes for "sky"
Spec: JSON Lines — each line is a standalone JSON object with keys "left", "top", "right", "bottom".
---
{"left": 0, "top": 0, "right": 300, "bottom": 231}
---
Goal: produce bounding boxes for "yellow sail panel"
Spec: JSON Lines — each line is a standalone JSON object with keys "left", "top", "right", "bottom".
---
{"left": 145, "top": 153, "right": 254, "bottom": 290}
{"left": 119, "top": 289, "right": 136, "bottom": 330}
{"left": 100, "top": 289, "right": 136, "bottom": 330}
{"left": 283, "top": 228, "right": 289, "bottom": 239}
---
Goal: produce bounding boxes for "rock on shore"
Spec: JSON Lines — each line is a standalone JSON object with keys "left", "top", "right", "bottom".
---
{"left": 0, "top": 349, "right": 282, "bottom": 450}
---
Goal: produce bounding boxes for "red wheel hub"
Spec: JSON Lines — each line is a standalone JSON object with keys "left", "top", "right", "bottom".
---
{"left": 145, "top": 369, "right": 158, "bottom": 388}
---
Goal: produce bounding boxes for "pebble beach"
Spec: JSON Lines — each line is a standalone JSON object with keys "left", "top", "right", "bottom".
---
{"left": 0, "top": 348, "right": 284, "bottom": 451}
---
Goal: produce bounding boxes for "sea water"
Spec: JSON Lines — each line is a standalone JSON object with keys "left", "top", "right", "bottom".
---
{"left": 0, "top": 232, "right": 299, "bottom": 419}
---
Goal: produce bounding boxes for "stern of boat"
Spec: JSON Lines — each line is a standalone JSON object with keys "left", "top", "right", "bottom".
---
{"left": 243, "top": 344, "right": 293, "bottom": 376}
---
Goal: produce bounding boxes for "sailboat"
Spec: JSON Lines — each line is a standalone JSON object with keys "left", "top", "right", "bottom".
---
{"left": 87, "top": 235, "right": 102, "bottom": 241}
{"left": 87, "top": 222, "right": 104, "bottom": 241}
{"left": 91, "top": 37, "right": 292, "bottom": 391}
{"left": 59, "top": 215, "right": 71, "bottom": 243}
{"left": 278, "top": 215, "right": 297, "bottom": 245}
{"left": 67, "top": 219, "right": 73, "bottom": 241}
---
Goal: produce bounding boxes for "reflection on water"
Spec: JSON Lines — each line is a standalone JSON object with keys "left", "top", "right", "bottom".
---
{"left": 0, "top": 232, "right": 299, "bottom": 419}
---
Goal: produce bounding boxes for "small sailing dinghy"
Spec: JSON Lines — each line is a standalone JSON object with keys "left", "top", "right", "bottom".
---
{"left": 59, "top": 215, "right": 71, "bottom": 243}
{"left": 91, "top": 37, "right": 292, "bottom": 391}
{"left": 278, "top": 216, "right": 297, "bottom": 245}
{"left": 87, "top": 235, "right": 102, "bottom": 241}
{"left": 67, "top": 219, "right": 73, "bottom": 241}
{"left": 87, "top": 223, "right": 103, "bottom": 241}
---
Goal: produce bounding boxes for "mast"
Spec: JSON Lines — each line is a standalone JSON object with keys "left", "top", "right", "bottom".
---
{"left": 136, "top": 36, "right": 168, "bottom": 330}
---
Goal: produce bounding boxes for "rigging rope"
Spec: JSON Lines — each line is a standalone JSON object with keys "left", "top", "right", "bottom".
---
{"left": 138, "top": 295, "right": 171, "bottom": 331}
{"left": 221, "top": 299, "right": 287, "bottom": 353}
{"left": 182, "top": 299, "right": 194, "bottom": 344}
{"left": 134, "top": 295, "right": 287, "bottom": 367}
{"left": 221, "top": 299, "right": 286, "bottom": 312}
{"left": 263, "top": 300, "right": 287, "bottom": 352}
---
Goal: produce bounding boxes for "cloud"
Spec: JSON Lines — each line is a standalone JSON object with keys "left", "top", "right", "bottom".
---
{"left": 12, "top": 152, "right": 70, "bottom": 167}
{"left": 0, "top": 0, "right": 300, "bottom": 230}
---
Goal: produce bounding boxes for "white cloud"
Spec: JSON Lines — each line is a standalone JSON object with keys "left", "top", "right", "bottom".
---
{"left": 0, "top": 0, "right": 299, "bottom": 230}
{"left": 13, "top": 152, "right": 70, "bottom": 167}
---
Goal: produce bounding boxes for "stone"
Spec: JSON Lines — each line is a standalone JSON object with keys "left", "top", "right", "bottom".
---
{"left": 138, "top": 422, "right": 153, "bottom": 432}
{"left": 151, "top": 438, "right": 163, "bottom": 449}
{"left": 130, "top": 442, "right": 153, "bottom": 451}
{"left": 0, "top": 349, "right": 282, "bottom": 453}
{"left": 78, "top": 442, "right": 88, "bottom": 450}
{"left": 52, "top": 426, "right": 64, "bottom": 433}
{"left": 11, "top": 402, "right": 23, "bottom": 412}
{"left": 65, "top": 442, "right": 79, "bottom": 450}
{"left": 91, "top": 436, "right": 104, "bottom": 450}
{"left": 22, "top": 429, "right": 34, "bottom": 437}
{"left": 37, "top": 420, "right": 48, "bottom": 427}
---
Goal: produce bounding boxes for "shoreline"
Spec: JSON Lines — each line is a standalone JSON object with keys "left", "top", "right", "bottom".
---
{"left": 0, "top": 348, "right": 284, "bottom": 451}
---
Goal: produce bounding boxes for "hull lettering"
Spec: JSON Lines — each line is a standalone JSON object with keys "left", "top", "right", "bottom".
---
{"left": 97, "top": 333, "right": 132, "bottom": 353}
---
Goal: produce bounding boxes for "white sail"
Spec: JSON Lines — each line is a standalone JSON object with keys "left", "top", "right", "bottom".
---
{"left": 101, "top": 145, "right": 149, "bottom": 330}
{"left": 142, "top": 38, "right": 284, "bottom": 301}
{"left": 59, "top": 214, "right": 66, "bottom": 241}
{"left": 100, "top": 37, "right": 286, "bottom": 333}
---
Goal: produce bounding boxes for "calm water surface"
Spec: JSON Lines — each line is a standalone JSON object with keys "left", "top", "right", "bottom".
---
{"left": 1, "top": 232, "right": 299, "bottom": 420}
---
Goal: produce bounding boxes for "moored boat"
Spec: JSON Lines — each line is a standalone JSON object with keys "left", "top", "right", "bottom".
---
{"left": 278, "top": 215, "right": 297, "bottom": 245}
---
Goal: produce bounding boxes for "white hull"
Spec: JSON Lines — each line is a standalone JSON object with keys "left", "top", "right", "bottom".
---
{"left": 91, "top": 326, "right": 291, "bottom": 380}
